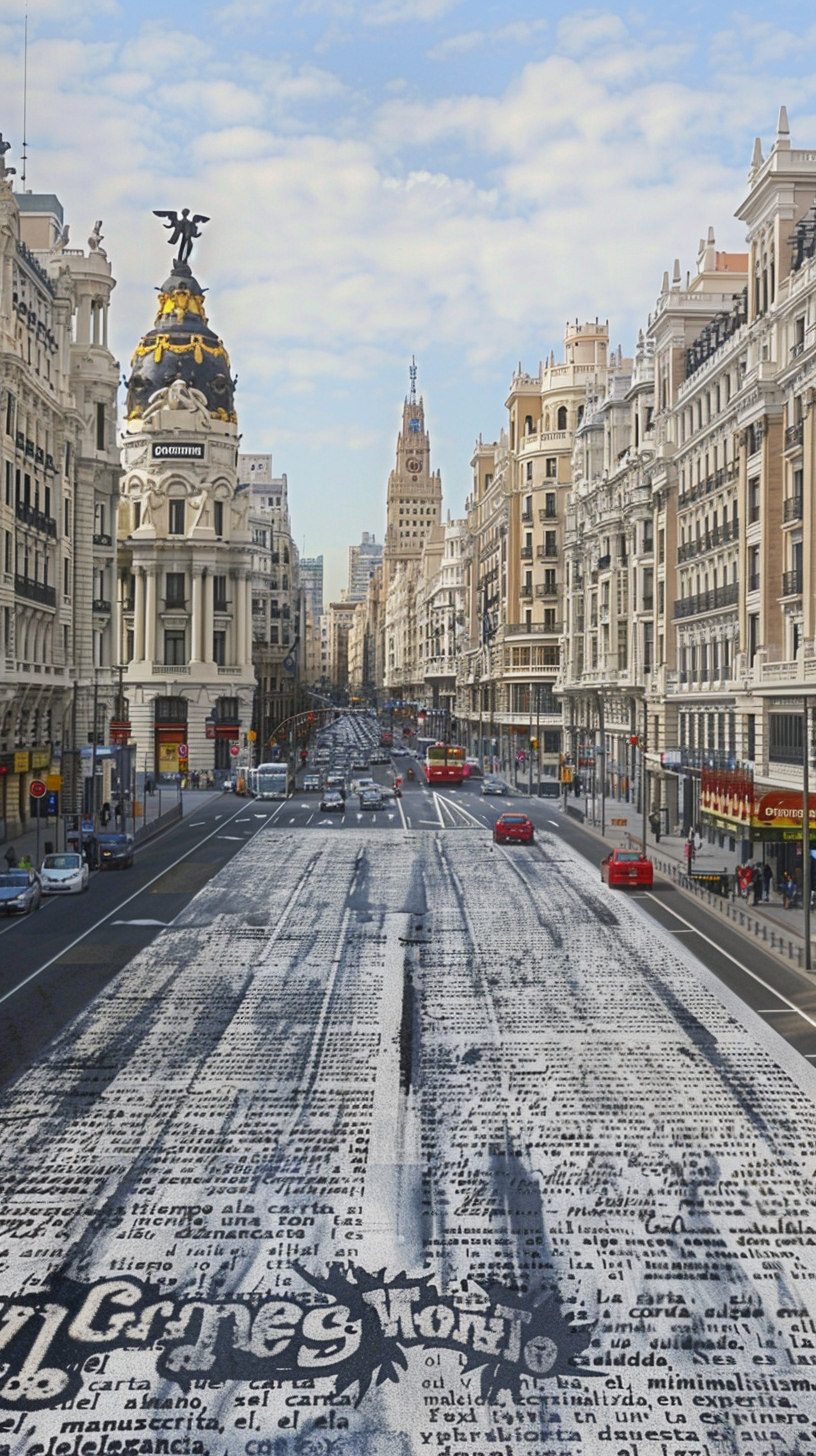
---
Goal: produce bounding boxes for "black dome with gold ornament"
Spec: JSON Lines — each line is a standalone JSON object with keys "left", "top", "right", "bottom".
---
{"left": 125, "top": 225, "right": 237, "bottom": 424}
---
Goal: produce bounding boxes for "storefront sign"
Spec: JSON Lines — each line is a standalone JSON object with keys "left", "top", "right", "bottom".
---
{"left": 754, "top": 790, "right": 816, "bottom": 834}
{"left": 31, "top": 748, "right": 51, "bottom": 769}
{"left": 14, "top": 751, "right": 30, "bottom": 774}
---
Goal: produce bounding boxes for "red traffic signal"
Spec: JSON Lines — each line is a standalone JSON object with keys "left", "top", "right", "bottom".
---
{"left": 308, "top": 712, "right": 313, "bottom": 722}
{"left": 629, "top": 734, "right": 639, "bottom": 746}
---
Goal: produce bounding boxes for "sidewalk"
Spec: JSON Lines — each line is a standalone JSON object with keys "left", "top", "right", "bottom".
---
{"left": 2, "top": 788, "right": 225, "bottom": 870}
{"left": 569, "top": 792, "right": 816, "bottom": 971}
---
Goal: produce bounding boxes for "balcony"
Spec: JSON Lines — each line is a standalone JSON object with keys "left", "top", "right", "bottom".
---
{"left": 505, "top": 622, "right": 562, "bottom": 636}
{"left": 152, "top": 662, "right": 191, "bottom": 675}
{"left": 213, "top": 599, "right": 229, "bottom": 614}
{"left": 162, "top": 597, "right": 187, "bottom": 610}
{"left": 784, "top": 495, "right": 803, "bottom": 523}
{"left": 782, "top": 568, "right": 803, "bottom": 597}
{"left": 520, "top": 584, "right": 533, "bottom": 599}
{"left": 677, "top": 520, "right": 740, "bottom": 562}
{"left": 596, "top": 553, "right": 611, "bottom": 571}
{"left": 539, "top": 507, "right": 558, "bottom": 522}
{"left": 15, "top": 502, "right": 57, "bottom": 538}
{"left": 521, "top": 510, "right": 533, "bottom": 524}
{"left": 748, "top": 573, "right": 760, "bottom": 593}
{"left": 15, "top": 575, "right": 56, "bottom": 607}
{"left": 785, "top": 421, "right": 804, "bottom": 451}
{"left": 537, "top": 544, "right": 558, "bottom": 560}
{"left": 520, "top": 545, "right": 533, "bottom": 560}
{"left": 673, "top": 581, "right": 739, "bottom": 619}
{"left": 92, "top": 598, "right": 111, "bottom": 614}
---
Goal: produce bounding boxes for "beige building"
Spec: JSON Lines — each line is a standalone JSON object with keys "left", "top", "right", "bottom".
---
{"left": 0, "top": 153, "right": 119, "bottom": 836}
{"left": 117, "top": 234, "right": 255, "bottom": 779}
{"left": 243, "top": 454, "right": 303, "bottom": 755}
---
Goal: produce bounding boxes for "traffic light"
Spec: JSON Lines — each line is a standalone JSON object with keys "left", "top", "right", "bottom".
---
{"left": 629, "top": 733, "right": 639, "bottom": 747}
{"left": 308, "top": 712, "right": 314, "bottom": 723}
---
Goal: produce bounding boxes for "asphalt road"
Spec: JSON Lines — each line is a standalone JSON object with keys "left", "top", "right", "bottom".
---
{"left": 0, "top": 791, "right": 291, "bottom": 1087}
{"left": 4, "top": 759, "right": 816, "bottom": 1091}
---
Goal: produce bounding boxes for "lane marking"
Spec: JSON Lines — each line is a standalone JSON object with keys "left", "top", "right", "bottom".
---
{"left": 548, "top": 818, "right": 560, "bottom": 826}
{"left": 396, "top": 795, "right": 408, "bottom": 831}
{"left": 111, "top": 919, "right": 167, "bottom": 927}
{"left": 0, "top": 798, "right": 280, "bottom": 1009}
{"left": 432, "top": 793, "right": 447, "bottom": 829}
{"left": 642, "top": 891, "right": 816, "bottom": 1027}
{"left": 217, "top": 835, "right": 244, "bottom": 841}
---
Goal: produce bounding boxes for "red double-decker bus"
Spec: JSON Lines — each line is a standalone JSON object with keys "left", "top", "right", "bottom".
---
{"left": 423, "top": 743, "right": 466, "bottom": 784}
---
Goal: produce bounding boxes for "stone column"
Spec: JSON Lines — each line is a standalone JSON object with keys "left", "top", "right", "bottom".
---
{"left": 202, "top": 570, "right": 213, "bottom": 664}
{"left": 134, "top": 567, "right": 145, "bottom": 662}
{"left": 190, "top": 567, "right": 203, "bottom": 664}
{"left": 235, "top": 572, "right": 245, "bottom": 670}
{"left": 244, "top": 573, "right": 253, "bottom": 666}
{"left": 145, "top": 568, "right": 156, "bottom": 665}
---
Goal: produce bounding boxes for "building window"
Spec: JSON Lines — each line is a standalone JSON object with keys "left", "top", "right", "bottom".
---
{"left": 748, "top": 476, "right": 760, "bottom": 524}
{"left": 545, "top": 458, "right": 557, "bottom": 479}
{"left": 215, "top": 697, "right": 238, "bottom": 721}
{"left": 164, "top": 630, "right": 186, "bottom": 665}
{"left": 557, "top": 406, "right": 568, "bottom": 431}
{"left": 155, "top": 696, "right": 187, "bottom": 722}
{"left": 213, "top": 630, "right": 226, "bottom": 666}
{"left": 214, "top": 501, "right": 224, "bottom": 536}
{"left": 213, "top": 574, "right": 227, "bottom": 612}
{"left": 544, "top": 492, "right": 556, "bottom": 517}
{"left": 4, "top": 392, "right": 14, "bottom": 436}
{"left": 96, "top": 402, "right": 105, "bottom": 452}
{"left": 165, "top": 572, "right": 185, "bottom": 607}
{"left": 769, "top": 713, "right": 803, "bottom": 765}
{"left": 168, "top": 500, "right": 185, "bottom": 535}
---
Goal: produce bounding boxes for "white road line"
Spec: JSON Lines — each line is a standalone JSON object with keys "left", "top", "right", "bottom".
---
{"left": 217, "top": 835, "right": 244, "bottom": 841}
{"left": 436, "top": 792, "right": 485, "bottom": 830}
{"left": 396, "top": 796, "right": 408, "bottom": 831}
{"left": 0, "top": 799, "right": 274, "bottom": 1009}
{"left": 548, "top": 818, "right": 560, "bottom": 826}
{"left": 432, "top": 793, "right": 447, "bottom": 829}
{"left": 111, "top": 919, "right": 167, "bottom": 927}
{"left": 642, "top": 891, "right": 816, "bottom": 1027}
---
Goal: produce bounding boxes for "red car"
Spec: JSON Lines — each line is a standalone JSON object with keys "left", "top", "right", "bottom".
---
{"left": 600, "top": 849, "right": 654, "bottom": 888}
{"left": 494, "top": 813, "right": 535, "bottom": 844}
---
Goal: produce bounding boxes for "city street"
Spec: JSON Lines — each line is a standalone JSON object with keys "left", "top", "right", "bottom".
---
{"left": 2, "top": 791, "right": 816, "bottom": 1449}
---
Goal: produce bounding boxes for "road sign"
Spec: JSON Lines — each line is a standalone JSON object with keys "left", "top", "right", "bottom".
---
{"left": 247, "top": 730, "right": 256, "bottom": 742}
{"left": 29, "top": 779, "right": 46, "bottom": 799}
{"left": 230, "top": 744, "right": 240, "bottom": 757}
{"left": 177, "top": 744, "right": 188, "bottom": 759}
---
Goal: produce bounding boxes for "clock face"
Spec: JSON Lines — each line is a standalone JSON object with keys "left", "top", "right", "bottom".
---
{"left": 409, "top": 418, "right": 421, "bottom": 432}
{"left": 406, "top": 457, "right": 421, "bottom": 474}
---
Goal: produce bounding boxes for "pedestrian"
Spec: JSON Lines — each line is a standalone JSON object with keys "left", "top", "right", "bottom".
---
{"left": 4, "top": 846, "right": 16, "bottom": 869}
{"left": 145, "top": 777, "right": 154, "bottom": 796}
{"left": 17, "top": 854, "right": 32, "bottom": 869}
{"left": 762, "top": 862, "right": 773, "bottom": 902}
{"left": 782, "top": 872, "right": 794, "bottom": 910}
{"left": 736, "top": 862, "right": 749, "bottom": 899}
{"left": 752, "top": 864, "right": 762, "bottom": 906}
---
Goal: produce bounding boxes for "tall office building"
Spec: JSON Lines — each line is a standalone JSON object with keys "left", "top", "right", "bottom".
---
{"left": 347, "top": 533, "right": 382, "bottom": 602}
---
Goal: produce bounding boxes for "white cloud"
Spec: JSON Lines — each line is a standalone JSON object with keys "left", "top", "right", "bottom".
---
{"left": 10, "top": 5, "right": 816, "bottom": 597}
{"left": 428, "top": 19, "right": 548, "bottom": 61}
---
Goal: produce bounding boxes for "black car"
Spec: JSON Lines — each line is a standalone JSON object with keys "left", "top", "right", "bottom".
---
{"left": 98, "top": 833, "right": 135, "bottom": 869}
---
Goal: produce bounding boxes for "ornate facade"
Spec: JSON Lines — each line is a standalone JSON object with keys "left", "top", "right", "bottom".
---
{"left": 0, "top": 149, "right": 119, "bottom": 835}
{"left": 117, "top": 236, "right": 254, "bottom": 779}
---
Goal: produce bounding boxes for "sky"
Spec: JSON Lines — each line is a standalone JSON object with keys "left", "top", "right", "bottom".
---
{"left": 3, "top": 3, "right": 816, "bottom": 601}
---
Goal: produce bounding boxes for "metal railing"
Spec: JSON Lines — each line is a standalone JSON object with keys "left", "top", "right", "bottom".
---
{"left": 782, "top": 568, "right": 803, "bottom": 596}
{"left": 786, "top": 421, "right": 804, "bottom": 450}
{"left": 673, "top": 581, "right": 739, "bottom": 619}
{"left": 784, "top": 495, "right": 803, "bottom": 523}
{"left": 15, "top": 574, "right": 56, "bottom": 607}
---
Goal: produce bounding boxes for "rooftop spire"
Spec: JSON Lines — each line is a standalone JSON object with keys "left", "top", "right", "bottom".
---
{"left": 408, "top": 355, "right": 417, "bottom": 405}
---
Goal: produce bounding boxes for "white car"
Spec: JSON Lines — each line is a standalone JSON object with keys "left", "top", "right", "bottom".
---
{"left": 40, "top": 851, "right": 90, "bottom": 895}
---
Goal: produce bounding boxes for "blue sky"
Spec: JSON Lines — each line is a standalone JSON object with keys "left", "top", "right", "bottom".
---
{"left": 3, "top": 2, "right": 816, "bottom": 600}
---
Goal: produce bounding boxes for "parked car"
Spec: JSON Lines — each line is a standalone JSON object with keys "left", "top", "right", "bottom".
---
{"left": 0, "top": 868, "right": 42, "bottom": 914}
{"left": 97, "top": 833, "right": 135, "bottom": 869}
{"left": 320, "top": 790, "right": 345, "bottom": 813}
{"left": 482, "top": 776, "right": 509, "bottom": 796}
{"left": 600, "top": 849, "right": 654, "bottom": 889}
{"left": 493, "top": 813, "right": 535, "bottom": 845}
{"left": 40, "top": 852, "right": 90, "bottom": 895}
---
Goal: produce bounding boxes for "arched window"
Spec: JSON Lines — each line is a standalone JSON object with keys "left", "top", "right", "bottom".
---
{"left": 524, "top": 415, "right": 533, "bottom": 435}
{"left": 557, "top": 406, "right": 568, "bottom": 431}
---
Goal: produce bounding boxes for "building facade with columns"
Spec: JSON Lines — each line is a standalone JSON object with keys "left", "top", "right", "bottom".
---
{"left": 117, "top": 235, "right": 254, "bottom": 779}
{"left": 0, "top": 144, "right": 120, "bottom": 836}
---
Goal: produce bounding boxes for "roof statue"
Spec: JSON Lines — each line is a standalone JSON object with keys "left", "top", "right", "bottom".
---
{"left": 0, "top": 134, "right": 15, "bottom": 183}
{"left": 153, "top": 208, "right": 210, "bottom": 265}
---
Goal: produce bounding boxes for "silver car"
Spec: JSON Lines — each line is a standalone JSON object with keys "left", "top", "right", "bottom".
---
{"left": 481, "top": 776, "right": 509, "bottom": 796}
{"left": 0, "top": 869, "right": 42, "bottom": 915}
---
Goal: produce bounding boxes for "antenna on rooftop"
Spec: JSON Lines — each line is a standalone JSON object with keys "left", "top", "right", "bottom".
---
{"left": 21, "top": 3, "right": 28, "bottom": 189}
{"left": 409, "top": 356, "right": 417, "bottom": 406}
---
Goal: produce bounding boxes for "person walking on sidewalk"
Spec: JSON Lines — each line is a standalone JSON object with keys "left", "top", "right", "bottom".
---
{"left": 736, "top": 862, "right": 750, "bottom": 899}
{"left": 762, "top": 862, "right": 773, "bottom": 902}
{"left": 4, "top": 846, "right": 16, "bottom": 869}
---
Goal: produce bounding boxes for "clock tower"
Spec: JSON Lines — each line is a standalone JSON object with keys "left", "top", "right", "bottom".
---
{"left": 382, "top": 359, "right": 442, "bottom": 594}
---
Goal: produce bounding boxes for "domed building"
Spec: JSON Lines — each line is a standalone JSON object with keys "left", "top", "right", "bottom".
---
{"left": 117, "top": 220, "right": 255, "bottom": 781}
